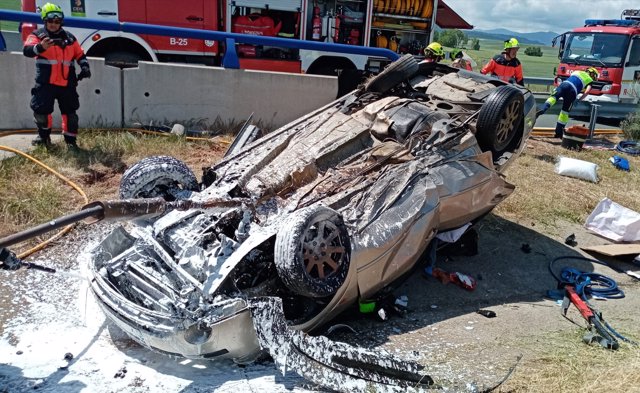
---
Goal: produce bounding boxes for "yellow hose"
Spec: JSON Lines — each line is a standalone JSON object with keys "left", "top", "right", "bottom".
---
{"left": 0, "top": 144, "right": 88, "bottom": 259}
{"left": 0, "top": 127, "right": 229, "bottom": 258}
{"left": 532, "top": 127, "right": 623, "bottom": 136}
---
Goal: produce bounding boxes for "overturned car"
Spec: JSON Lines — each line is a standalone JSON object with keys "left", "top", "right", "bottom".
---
{"left": 88, "top": 56, "right": 536, "bottom": 390}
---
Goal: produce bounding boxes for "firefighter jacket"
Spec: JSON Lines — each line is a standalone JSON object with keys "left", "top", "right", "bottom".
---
{"left": 564, "top": 70, "right": 594, "bottom": 94}
{"left": 23, "top": 28, "right": 89, "bottom": 87}
{"left": 481, "top": 53, "right": 524, "bottom": 86}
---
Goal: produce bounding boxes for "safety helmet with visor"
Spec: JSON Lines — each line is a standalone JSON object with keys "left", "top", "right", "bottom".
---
{"left": 40, "top": 3, "right": 64, "bottom": 21}
{"left": 425, "top": 42, "right": 445, "bottom": 58}
{"left": 503, "top": 38, "right": 519, "bottom": 50}
{"left": 586, "top": 67, "right": 599, "bottom": 81}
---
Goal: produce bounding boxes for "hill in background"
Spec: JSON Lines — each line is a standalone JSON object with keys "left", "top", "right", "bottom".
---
{"left": 466, "top": 28, "right": 560, "bottom": 46}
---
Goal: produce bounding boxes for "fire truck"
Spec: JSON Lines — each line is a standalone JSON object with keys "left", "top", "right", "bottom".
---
{"left": 20, "top": 0, "right": 470, "bottom": 75}
{"left": 553, "top": 9, "right": 640, "bottom": 111}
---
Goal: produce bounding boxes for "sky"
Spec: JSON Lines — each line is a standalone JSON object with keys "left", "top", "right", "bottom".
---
{"left": 443, "top": 0, "right": 634, "bottom": 34}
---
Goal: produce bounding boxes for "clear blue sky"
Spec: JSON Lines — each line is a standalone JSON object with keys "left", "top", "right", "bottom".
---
{"left": 444, "top": 0, "right": 633, "bottom": 33}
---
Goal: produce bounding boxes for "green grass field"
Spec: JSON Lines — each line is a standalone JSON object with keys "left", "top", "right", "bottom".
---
{"left": 0, "top": 0, "right": 20, "bottom": 31}
{"left": 461, "top": 38, "right": 561, "bottom": 78}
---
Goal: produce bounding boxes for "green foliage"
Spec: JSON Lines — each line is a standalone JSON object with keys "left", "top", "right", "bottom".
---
{"left": 439, "top": 29, "right": 467, "bottom": 48}
{"left": 621, "top": 111, "right": 640, "bottom": 141}
{"left": 524, "top": 46, "right": 544, "bottom": 57}
{"left": 471, "top": 38, "right": 480, "bottom": 50}
{"left": 0, "top": 0, "right": 21, "bottom": 31}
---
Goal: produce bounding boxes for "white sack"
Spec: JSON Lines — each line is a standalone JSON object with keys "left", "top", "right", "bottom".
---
{"left": 555, "top": 156, "right": 599, "bottom": 183}
{"left": 584, "top": 198, "right": 640, "bottom": 242}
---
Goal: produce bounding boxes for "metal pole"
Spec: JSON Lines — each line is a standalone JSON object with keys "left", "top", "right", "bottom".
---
{"left": 588, "top": 103, "right": 600, "bottom": 141}
{"left": 0, "top": 205, "right": 103, "bottom": 248}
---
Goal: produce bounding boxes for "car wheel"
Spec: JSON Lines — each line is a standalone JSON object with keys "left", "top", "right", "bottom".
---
{"left": 364, "top": 54, "right": 419, "bottom": 94}
{"left": 476, "top": 85, "right": 524, "bottom": 156}
{"left": 119, "top": 156, "right": 199, "bottom": 199}
{"left": 274, "top": 205, "right": 351, "bottom": 298}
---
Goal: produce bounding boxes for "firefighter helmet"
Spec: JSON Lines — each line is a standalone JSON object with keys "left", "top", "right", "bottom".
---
{"left": 504, "top": 38, "right": 520, "bottom": 49}
{"left": 451, "top": 49, "right": 463, "bottom": 59}
{"left": 425, "top": 42, "right": 445, "bottom": 58}
{"left": 586, "top": 67, "right": 599, "bottom": 80}
{"left": 40, "top": 3, "right": 64, "bottom": 21}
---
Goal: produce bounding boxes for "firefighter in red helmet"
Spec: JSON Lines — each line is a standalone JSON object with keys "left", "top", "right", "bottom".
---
{"left": 23, "top": 2, "right": 91, "bottom": 147}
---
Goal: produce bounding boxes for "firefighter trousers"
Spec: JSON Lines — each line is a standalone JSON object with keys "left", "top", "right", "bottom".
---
{"left": 30, "top": 83, "right": 80, "bottom": 139}
{"left": 549, "top": 82, "right": 577, "bottom": 136}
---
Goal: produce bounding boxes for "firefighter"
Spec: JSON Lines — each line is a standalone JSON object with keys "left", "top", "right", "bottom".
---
{"left": 450, "top": 49, "right": 472, "bottom": 71}
{"left": 538, "top": 67, "right": 600, "bottom": 138}
{"left": 23, "top": 2, "right": 91, "bottom": 147}
{"left": 422, "top": 42, "right": 445, "bottom": 63}
{"left": 480, "top": 38, "right": 524, "bottom": 86}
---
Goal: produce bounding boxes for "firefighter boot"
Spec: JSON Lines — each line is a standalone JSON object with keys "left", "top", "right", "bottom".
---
{"left": 64, "top": 134, "right": 78, "bottom": 148}
{"left": 554, "top": 123, "right": 565, "bottom": 139}
{"left": 31, "top": 128, "right": 52, "bottom": 146}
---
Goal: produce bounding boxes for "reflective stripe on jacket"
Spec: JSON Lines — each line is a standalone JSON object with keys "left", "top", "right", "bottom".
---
{"left": 480, "top": 53, "right": 524, "bottom": 85}
{"left": 565, "top": 70, "right": 594, "bottom": 93}
{"left": 23, "top": 28, "right": 87, "bottom": 87}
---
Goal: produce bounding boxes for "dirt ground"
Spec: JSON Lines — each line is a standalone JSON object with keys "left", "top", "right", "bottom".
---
{"left": 1, "top": 144, "right": 640, "bottom": 392}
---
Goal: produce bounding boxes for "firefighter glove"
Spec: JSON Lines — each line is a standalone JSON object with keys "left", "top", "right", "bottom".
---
{"left": 77, "top": 65, "right": 91, "bottom": 80}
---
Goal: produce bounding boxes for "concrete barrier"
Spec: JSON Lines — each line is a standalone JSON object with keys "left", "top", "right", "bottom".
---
{"left": 123, "top": 61, "right": 338, "bottom": 129}
{"left": 0, "top": 51, "right": 121, "bottom": 129}
{"left": 1, "top": 51, "right": 339, "bottom": 131}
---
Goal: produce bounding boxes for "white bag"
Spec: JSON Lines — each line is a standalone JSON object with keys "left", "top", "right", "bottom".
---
{"left": 555, "top": 156, "right": 599, "bottom": 183}
{"left": 584, "top": 198, "right": 640, "bottom": 242}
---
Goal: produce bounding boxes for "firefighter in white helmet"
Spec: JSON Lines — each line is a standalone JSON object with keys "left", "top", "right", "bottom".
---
{"left": 538, "top": 67, "right": 600, "bottom": 138}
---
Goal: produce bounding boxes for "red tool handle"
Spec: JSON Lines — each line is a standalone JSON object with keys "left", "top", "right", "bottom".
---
{"left": 566, "top": 286, "right": 594, "bottom": 319}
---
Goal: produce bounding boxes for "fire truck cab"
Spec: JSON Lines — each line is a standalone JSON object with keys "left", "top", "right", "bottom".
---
{"left": 553, "top": 9, "right": 640, "bottom": 107}
{"left": 21, "top": 0, "right": 470, "bottom": 77}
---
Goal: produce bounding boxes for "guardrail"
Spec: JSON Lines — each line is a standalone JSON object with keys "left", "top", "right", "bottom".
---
{"left": 523, "top": 77, "right": 554, "bottom": 86}
{"left": 0, "top": 9, "right": 400, "bottom": 68}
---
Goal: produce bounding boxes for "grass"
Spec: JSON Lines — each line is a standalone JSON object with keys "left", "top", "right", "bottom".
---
{"left": 0, "top": 0, "right": 20, "bottom": 32}
{"left": 498, "top": 330, "right": 640, "bottom": 393}
{"left": 444, "top": 38, "right": 562, "bottom": 87}
{"left": 0, "top": 129, "right": 230, "bottom": 246}
{"left": 495, "top": 137, "right": 640, "bottom": 229}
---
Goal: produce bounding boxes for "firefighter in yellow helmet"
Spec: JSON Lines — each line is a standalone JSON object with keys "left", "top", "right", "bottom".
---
{"left": 538, "top": 67, "right": 599, "bottom": 137}
{"left": 423, "top": 42, "right": 445, "bottom": 63}
{"left": 481, "top": 38, "right": 524, "bottom": 86}
{"left": 22, "top": 2, "right": 91, "bottom": 147}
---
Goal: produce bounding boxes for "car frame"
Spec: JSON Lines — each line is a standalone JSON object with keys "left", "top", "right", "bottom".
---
{"left": 87, "top": 55, "right": 536, "bottom": 390}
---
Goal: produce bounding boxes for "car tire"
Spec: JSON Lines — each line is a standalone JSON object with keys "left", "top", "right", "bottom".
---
{"left": 476, "top": 85, "right": 524, "bottom": 157}
{"left": 364, "top": 54, "right": 419, "bottom": 94}
{"left": 274, "top": 205, "right": 351, "bottom": 298}
{"left": 119, "top": 156, "right": 199, "bottom": 199}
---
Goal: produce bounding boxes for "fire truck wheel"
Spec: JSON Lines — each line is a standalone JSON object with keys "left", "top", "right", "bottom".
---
{"left": 364, "top": 54, "right": 419, "bottom": 94}
{"left": 476, "top": 85, "right": 524, "bottom": 157}
{"left": 105, "top": 51, "right": 143, "bottom": 68}
{"left": 274, "top": 205, "right": 351, "bottom": 298}
{"left": 119, "top": 156, "right": 199, "bottom": 200}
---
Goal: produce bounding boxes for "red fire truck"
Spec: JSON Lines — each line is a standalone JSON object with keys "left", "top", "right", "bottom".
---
{"left": 20, "top": 0, "right": 470, "bottom": 75}
{"left": 553, "top": 9, "right": 640, "bottom": 109}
